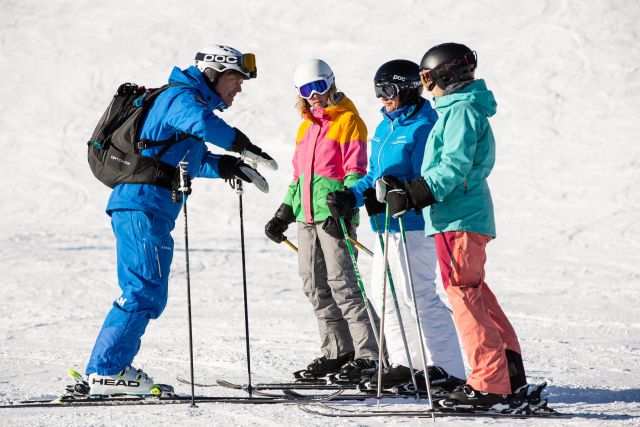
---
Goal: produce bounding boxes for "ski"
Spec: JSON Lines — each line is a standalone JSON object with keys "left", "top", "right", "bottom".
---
{"left": 216, "top": 379, "right": 442, "bottom": 403}
{"left": 2, "top": 392, "right": 380, "bottom": 409}
{"left": 178, "top": 377, "right": 348, "bottom": 391}
{"left": 0, "top": 369, "right": 356, "bottom": 409}
{"left": 0, "top": 395, "right": 305, "bottom": 409}
{"left": 297, "top": 401, "right": 573, "bottom": 419}
{"left": 216, "top": 380, "right": 369, "bottom": 401}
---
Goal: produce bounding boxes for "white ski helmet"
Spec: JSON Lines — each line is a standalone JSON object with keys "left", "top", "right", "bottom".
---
{"left": 294, "top": 59, "right": 335, "bottom": 97}
{"left": 195, "top": 44, "right": 257, "bottom": 79}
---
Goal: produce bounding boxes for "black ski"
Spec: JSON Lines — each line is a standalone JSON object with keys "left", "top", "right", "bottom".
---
{"left": 2, "top": 392, "right": 380, "bottom": 409}
{"left": 217, "top": 379, "right": 438, "bottom": 402}
{"left": 179, "top": 377, "right": 348, "bottom": 391}
{"left": 298, "top": 402, "right": 573, "bottom": 419}
{"left": 211, "top": 378, "right": 452, "bottom": 399}
{"left": 217, "top": 380, "right": 370, "bottom": 401}
{"left": 0, "top": 395, "right": 305, "bottom": 409}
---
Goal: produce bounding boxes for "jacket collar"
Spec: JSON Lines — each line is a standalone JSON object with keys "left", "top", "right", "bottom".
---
{"left": 303, "top": 93, "right": 359, "bottom": 122}
{"left": 380, "top": 98, "right": 426, "bottom": 125}
{"left": 168, "top": 65, "right": 228, "bottom": 111}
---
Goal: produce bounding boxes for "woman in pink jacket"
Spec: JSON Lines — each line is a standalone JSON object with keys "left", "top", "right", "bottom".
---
{"left": 265, "top": 59, "right": 379, "bottom": 381}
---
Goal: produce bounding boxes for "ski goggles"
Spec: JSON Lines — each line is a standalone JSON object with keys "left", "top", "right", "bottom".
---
{"left": 419, "top": 68, "right": 437, "bottom": 91}
{"left": 239, "top": 53, "right": 257, "bottom": 78}
{"left": 298, "top": 79, "right": 331, "bottom": 99}
{"left": 194, "top": 52, "right": 257, "bottom": 79}
{"left": 374, "top": 82, "right": 400, "bottom": 99}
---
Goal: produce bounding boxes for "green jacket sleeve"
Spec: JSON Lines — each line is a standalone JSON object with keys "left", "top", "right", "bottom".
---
{"left": 282, "top": 178, "right": 298, "bottom": 207}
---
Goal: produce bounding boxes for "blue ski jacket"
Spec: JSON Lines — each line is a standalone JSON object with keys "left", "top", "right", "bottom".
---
{"left": 349, "top": 98, "right": 438, "bottom": 233}
{"left": 421, "top": 79, "right": 497, "bottom": 237}
{"left": 106, "top": 65, "right": 238, "bottom": 222}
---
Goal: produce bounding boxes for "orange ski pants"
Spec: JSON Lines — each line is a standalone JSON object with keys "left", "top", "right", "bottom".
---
{"left": 434, "top": 231, "right": 521, "bottom": 394}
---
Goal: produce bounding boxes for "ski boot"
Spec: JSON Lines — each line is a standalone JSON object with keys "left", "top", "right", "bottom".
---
{"left": 83, "top": 366, "right": 174, "bottom": 397}
{"left": 362, "top": 365, "right": 413, "bottom": 391}
{"left": 439, "top": 384, "right": 510, "bottom": 412}
{"left": 293, "top": 352, "right": 354, "bottom": 381}
{"left": 364, "top": 365, "right": 464, "bottom": 395}
{"left": 332, "top": 359, "right": 378, "bottom": 385}
{"left": 416, "top": 366, "right": 466, "bottom": 393}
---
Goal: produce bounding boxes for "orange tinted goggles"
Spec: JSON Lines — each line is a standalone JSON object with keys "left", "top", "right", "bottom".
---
{"left": 240, "top": 53, "right": 257, "bottom": 77}
{"left": 419, "top": 68, "right": 437, "bottom": 91}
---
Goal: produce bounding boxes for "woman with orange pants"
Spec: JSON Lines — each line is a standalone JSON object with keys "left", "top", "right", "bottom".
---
{"left": 382, "top": 42, "right": 528, "bottom": 409}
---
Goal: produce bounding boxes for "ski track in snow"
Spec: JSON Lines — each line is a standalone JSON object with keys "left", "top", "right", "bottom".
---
{"left": 1, "top": 0, "right": 640, "bottom": 425}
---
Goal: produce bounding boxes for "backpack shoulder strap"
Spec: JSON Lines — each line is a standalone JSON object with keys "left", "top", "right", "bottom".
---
{"left": 135, "top": 82, "right": 189, "bottom": 152}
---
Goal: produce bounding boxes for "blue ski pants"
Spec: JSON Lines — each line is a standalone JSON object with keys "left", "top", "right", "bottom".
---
{"left": 86, "top": 210, "right": 175, "bottom": 375}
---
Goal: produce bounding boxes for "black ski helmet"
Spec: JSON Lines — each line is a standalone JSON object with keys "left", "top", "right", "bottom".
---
{"left": 373, "top": 59, "right": 423, "bottom": 105}
{"left": 419, "top": 43, "right": 477, "bottom": 90}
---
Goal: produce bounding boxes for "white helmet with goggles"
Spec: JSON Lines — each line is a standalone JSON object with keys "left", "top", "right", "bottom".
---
{"left": 195, "top": 44, "right": 257, "bottom": 79}
{"left": 294, "top": 59, "right": 335, "bottom": 99}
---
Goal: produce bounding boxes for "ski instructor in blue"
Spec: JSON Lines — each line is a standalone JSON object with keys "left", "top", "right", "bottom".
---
{"left": 85, "top": 45, "right": 276, "bottom": 396}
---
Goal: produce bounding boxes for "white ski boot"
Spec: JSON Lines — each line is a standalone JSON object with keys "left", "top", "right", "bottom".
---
{"left": 88, "top": 366, "right": 156, "bottom": 396}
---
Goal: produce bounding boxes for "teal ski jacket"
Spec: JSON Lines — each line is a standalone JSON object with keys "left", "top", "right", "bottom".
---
{"left": 421, "top": 79, "right": 497, "bottom": 237}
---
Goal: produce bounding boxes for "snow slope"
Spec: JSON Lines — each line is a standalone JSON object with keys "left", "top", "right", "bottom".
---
{"left": 1, "top": 0, "right": 639, "bottom": 425}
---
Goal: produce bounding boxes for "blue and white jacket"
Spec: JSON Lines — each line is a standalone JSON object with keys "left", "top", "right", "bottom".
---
{"left": 106, "top": 65, "right": 238, "bottom": 222}
{"left": 349, "top": 98, "right": 438, "bottom": 233}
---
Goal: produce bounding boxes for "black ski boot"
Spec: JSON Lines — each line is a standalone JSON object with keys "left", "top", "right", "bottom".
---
{"left": 440, "top": 384, "right": 509, "bottom": 410}
{"left": 417, "top": 366, "right": 466, "bottom": 393}
{"left": 293, "top": 352, "right": 354, "bottom": 380}
{"left": 506, "top": 349, "right": 527, "bottom": 392}
{"left": 368, "top": 365, "right": 414, "bottom": 389}
{"left": 336, "top": 359, "right": 379, "bottom": 383}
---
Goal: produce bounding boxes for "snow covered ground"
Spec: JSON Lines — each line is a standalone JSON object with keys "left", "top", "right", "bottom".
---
{"left": 1, "top": 0, "right": 639, "bottom": 425}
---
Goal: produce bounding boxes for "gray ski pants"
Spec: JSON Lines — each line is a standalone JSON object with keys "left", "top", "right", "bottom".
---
{"left": 297, "top": 221, "right": 379, "bottom": 360}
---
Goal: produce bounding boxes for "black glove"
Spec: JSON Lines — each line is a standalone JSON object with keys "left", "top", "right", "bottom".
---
{"left": 229, "top": 128, "right": 278, "bottom": 171}
{"left": 264, "top": 204, "right": 295, "bottom": 243}
{"left": 217, "top": 155, "right": 269, "bottom": 193}
{"left": 406, "top": 177, "right": 436, "bottom": 209}
{"left": 321, "top": 216, "right": 352, "bottom": 240}
{"left": 382, "top": 175, "right": 436, "bottom": 218}
{"left": 381, "top": 175, "right": 412, "bottom": 218}
{"left": 363, "top": 187, "right": 385, "bottom": 216}
{"left": 326, "top": 188, "right": 356, "bottom": 218}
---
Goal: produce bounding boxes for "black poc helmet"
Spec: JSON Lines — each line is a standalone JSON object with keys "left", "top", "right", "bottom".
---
{"left": 373, "top": 59, "right": 423, "bottom": 105}
{"left": 420, "top": 43, "right": 477, "bottom": 90}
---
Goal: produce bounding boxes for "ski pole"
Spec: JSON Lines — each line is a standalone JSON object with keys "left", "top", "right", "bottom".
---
{"left": 349, "top": 237, "right": 373, "bottom": 257}
{"left": 372, "top": 213, "right": 419, "bottom": 398}
{"left": 376, "top": 206, "right": 391, "bottom": 406}
{"left": 338, "top": 217, "right": 389, "bottom": 369}
{"left": 398, "top": 216, "right": 435, "bottom": 419}
{"left": 283, "top": 238, "right": 298, "bottom": 252}
{"left": 235, "top": 178, "right": 253, "bottom": 397}
{"left": 280, "top": 235, "right": 370, "bottom": 257}
{"left": 178, "top": 161, "right": 197, "bottom": 408}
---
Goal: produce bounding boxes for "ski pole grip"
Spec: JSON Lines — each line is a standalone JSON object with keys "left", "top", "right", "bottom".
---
{"left": 235, "top": 177, "right": 244, "bottom": 195}
{"left": 179, "top": 161, "right": 191, "bottom": 194}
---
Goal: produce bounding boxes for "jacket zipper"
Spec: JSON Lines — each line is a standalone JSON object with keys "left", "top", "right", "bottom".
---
{"left": 376, "top": 118, "right": 395, "bottom": 173}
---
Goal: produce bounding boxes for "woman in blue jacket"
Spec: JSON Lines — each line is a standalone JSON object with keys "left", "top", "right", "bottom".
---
{"left": 326, "top": 60, "right": 465, "bottom": 390}
{"left": 85, "top": 45, "right": 275, "bottom": 396}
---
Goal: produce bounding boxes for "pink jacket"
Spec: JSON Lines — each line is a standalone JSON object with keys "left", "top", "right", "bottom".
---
{"left": 283, "top": 95, "right": 368, "bottom": 223}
